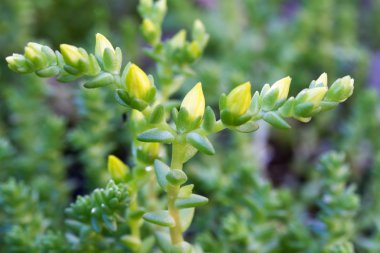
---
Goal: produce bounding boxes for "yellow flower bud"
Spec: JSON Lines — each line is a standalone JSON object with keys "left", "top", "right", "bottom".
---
{"left": 325, "top": 76, "right": 354, "bottom": 102}
{"left": 226, "top": 82, "right": 252, "bottom": 116}
{"left": 125, "top": 64, "right": 153, "bottom": 101}
{"left": 6, "top": 54, "right": 31, "bottom": 73}
{"left": 315, "top": 73, "right": 328, "bottom": 87}
{"left": 141, "top": 19, "right": 160, "bottom": 45}
{"left": 142, "top": 18, "right": 156, "bottom": 34}
{"left": 95, "top": 33, "right": 115, "bottom": 58}
{"left": 180, "top": 82, "right": 205, "bottom": 121}
{"left": 24, "top": 43, "right": 46, "bottom": 69}
{"left": 108, "top": 155, "right": 129, "bottom": 182}
{"left": 187, "top": 41, "right": 201, "bottom": 60}
{"left": 300, "top": 87, "right": 328, "bottom": 106}
{"left": 138, "top": 142, "right": 160, "bottom": 163}
{"left": 269, "top": 76, "right": 291, "bottom": 101}
{"left": 60, "top": 44, "right": 85, "bottom": 67}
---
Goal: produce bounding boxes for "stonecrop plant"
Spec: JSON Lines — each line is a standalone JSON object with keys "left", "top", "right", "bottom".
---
{"left": 5, "top": 0, "right": 355, "bottom": 252}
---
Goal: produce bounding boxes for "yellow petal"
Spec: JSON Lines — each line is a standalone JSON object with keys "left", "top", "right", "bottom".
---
{"left": 181, "top": 82, "right": 205, "bottom": 121}
{"left": 226, "top": 82, "right": 252, "bottom": 116}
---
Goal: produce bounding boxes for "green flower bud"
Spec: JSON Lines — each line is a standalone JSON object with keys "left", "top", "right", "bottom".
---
{"left": 192, "top": 19, "right": 208, "bottom": 48}
{"left": 108, "top": 155, "right": 129, "bottom": 183}
{"left": 262, "top": 77, "right": 291, "bottom": 110}
{"left": 155, "top": 0, "right": 167, "bottom": 18}
{"left": 180, "top": 82, "right": 205, "bottom": 122}
{"left": 125, "top": 64, "right": 155, "bottom": 103}
{"left": 226, "top": 82, "right": 251, "bottom": 117}
{"left": 186, "top": 41, "right": 201, "bottom": 61}
{"left": 325, "top": 76, "right": 354, "bottom": 102}
{"left": 315, "top": 72, "right": 328, "bottom": 87}
{"left": 60, "top": 44, "right": 88, "bottom": 70}
{"left": 24, "top": 42, "right": 47, "bottom": 70}
{"left": 6, "top": 54, "right": 32, "bottom": 73}
{"left": 295, "top": 87, "right": 328, "bottom": 109}
{"left": 170, "top": 30, "right": 186, "bottom": 49}
{"left": 141, "top": 19, "right": 160, "bottom": 45}
{"left": 137, "top": 142, "right": 160, "bottom": 164}
{"left": 95, "top": 33, "right": 115, "bottom": 59}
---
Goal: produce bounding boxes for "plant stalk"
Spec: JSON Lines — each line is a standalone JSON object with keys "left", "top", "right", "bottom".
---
{"left": 168, "top": 142, "right": 184, "bottom": 244}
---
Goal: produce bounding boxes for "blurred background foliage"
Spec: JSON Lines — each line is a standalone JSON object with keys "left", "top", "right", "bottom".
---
{"left": 1, "top": 0, "right": 380, "bottom": 252}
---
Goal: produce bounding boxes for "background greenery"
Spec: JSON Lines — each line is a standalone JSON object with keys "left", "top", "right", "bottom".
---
{"left": 1, "top": 0, "right": 380, "bottom": 252}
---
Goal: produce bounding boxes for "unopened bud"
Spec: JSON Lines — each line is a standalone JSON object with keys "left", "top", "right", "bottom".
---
{"left": 180, "top": 82, "right": 205, "bottom": 122}
{"left": 192, "top": 19, "right": 208, "bottom": 48}
{"left": 262, "top": 77, "right": 291, "bottom": 110}
{"left": 60, "top": 44, "right": 87, "bottom": 70}
{"left": 296, "top": 87, "right": 328, "bottom": 107}
{"left": 6, "top": 54, "right": 32, "bottom": 73}
{"left": 315, "top": 73, "right": 328, "bottom": 87}
{"left": 226, "top": 82, "right": 252, "bottom": 117}
{"left": 125, "top": 64, "right": 154, "bottom": 103}
{"left": 24, "top": 42, "right": 47, "bottom": 70}
{"left": 325, "top": 76, "right": 354, "bottom": 102}
{"left": 137, "top": 142, "right": 160, "bottom": 164}
{"left": 141, "top": 19, "right": 159, "bottom": 45}
{"left": 108, "top": 155, "right": 129, "bottom": 182}
{"left": 186, "top": 41, "right": 201, "bottom": 61}
{"left": 95, "top": 33, "right": 115, "bottom": 59}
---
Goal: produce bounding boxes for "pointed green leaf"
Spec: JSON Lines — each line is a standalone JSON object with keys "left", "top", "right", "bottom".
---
{"left": 250, "top": 91, "right": 261, "bottom": 116}
{"left": 178, "top": 184, "right": 194, "bottom": 198}
{"left": 235, "top": 121, "right": 259, "bottom": 133}
{"left": 186, "top": 132, "right": 215, "bottom": 155}
{"left": 155, "top": 231, "right": 172, "bottom": 253}
{"left": 294, "top": 102, "right": 314, "bottom": 117}
{"left": 103, "top": 48, "right": 118, "bottom": 73}
{"left": 143, "top": 210, "right": 175, "bottom": 227}
{"left": 182, "top": 144, "right": 198, "bottom": 164}
{"left": 175, "top": 194, "right": 209, "bottom": 209}
{"left": 90, "top": 216, "right": 101, "bottom": 233}
{"left": 202, "top": 106, "right": 216, "bottom": 132}
{"left": 170, "top": 241, "right": 193, "bottom": 253}
{"left": 179, "top": 208, "right": 195, "bottom": 232}
{"left": 278, "top": 97, "right": 295, "bottom": 117}
{"left": 36, "top": 66, "right": 60, "bottom": 77}
{"left": 154, "top": 160, "right": 170, "bottom": 190}
{"left": 261, "top": 87, "right": 279, "bottom": 111}
{"left": 149, "top": 104, "right": 165, "bottom": 124}
{"left": 102, "top": 214, "right": 117, "bottom": 231}
{"left": 140, "top": 236, "right": 155, "bottom": 253}
{"left": 166, "top": 170, "right": 187, "bottom": 186}
{"left": 83, "top": 72, "right": 114, "bottom": 88}
{"left": 319, "top": 101, "right": 338, "bottom": 112}
{"left": 121, "top": 235, "right": 141, "bottom": 251}
{"left": 138, "top": 128, "right": 175, "bottom": 143}
{"left": 263, "top": 112, "right": 291, "bottom": 129}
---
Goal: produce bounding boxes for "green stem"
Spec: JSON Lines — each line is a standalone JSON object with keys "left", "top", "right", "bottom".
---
{"left": 168, "top": 142, "right": 184, "bottom": 244}
{"left": 128, "top": 189, "right": 141, "bottom": 252}
{"left": 213, "top": 120, "right": 226, "bottom": 133}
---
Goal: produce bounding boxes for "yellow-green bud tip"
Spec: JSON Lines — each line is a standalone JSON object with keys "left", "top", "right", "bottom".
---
{"left": 181, "top": 82, "right": 205, "bottom": 121}
{"left": 60, "top": 44, "right": 83, "bottom": 66}
{"left": 272, "top": 76, "right": 291, "bottom": 100}
{"left": 95, "top": 33, "right": 115, "bottom": 57}
{"left": 226, "top": 82, "right": 252, "bottom": 116}
{"left": 316, "top": 73, "right": 328, "bottom": 87}
{"left": 142, "top": 19, "right": 156, "bottom": 33}
{"left": 125, "top": 64, "right": 152, "bottom": 101}
{"left": 306, "top": 87, "right": 328, "bottom": 105}
{"left": 108, "top": 155, "right": 129, "bottom": 182}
